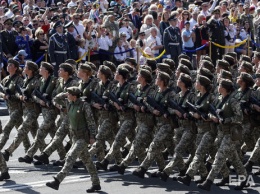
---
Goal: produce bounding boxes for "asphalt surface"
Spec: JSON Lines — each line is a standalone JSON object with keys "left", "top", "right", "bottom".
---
{"left": 0, "top": 114, "right": 260, "bottom": 194}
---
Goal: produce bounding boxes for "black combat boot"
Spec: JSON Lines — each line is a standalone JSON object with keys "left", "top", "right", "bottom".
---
{"left": 195, "top": 176, "right": 207, "bottom": 184}
{"left": 215, "top": 177, "right": 229, "bottom": 186}
{"left": 197, "top": 179, "right": 213, "bottom": 191}
{"left": 150, "top": 169, "right": 163, "bottom": 178}
{"left": 117, "top": 164, "right": 127, "bottom": 175}
{"left": 254, "top": 169, "right": 260, "bottom": 176}
{"left": 18, "top": 155, "right": 33, "bottom": 164}
{"left": 177, "top": 174, "right": 192, "bottom": 186}
{"left": 158, "top": 171, "right": 169, "bottom": 182}
{"left": 234, "top": 177, "right": 250, "bottom": 190}
{"left": 46, "top": 177, "right": 60, "bottom": 190}
{"left": 109, "top": 164, "right": 120, "bottom": 172}
{"left": 64, "top": 142, "right": 71, "bottom": 152}
{"left": 86, "top": 184, "right": 101, "bottom": 193}
{"left": 95, "top": 159, "right": 109, "bottom": 171}
{"left": 34, "top": 152, "right": 49, "bottom": 164}
{"left": 53, "top": 159, "right": 65, "bottom": 167}
{"left": 0, "top": 171, "right": 10, "bottom": 181}
{"left": 121, "top": 148, "right": 129, "bottom": 158}
{"left": 73, "top": 160, "right": 84, "bottom": 168}
{"left": 244, "top": 161, "right": 254, "bottom": 173}
{"left": 132, "top": 167, "right": 146, "bottom": 178}
{"left": 2, "top": 150, "right": 10, "bottom": 161}
{"left": 172, "top": 168, "right": 187, "bottom": 181}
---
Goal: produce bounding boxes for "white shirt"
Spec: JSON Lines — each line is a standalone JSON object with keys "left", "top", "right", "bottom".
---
{"left": 78, "top": 47, "right": 86, "bottom": 61}
{"left": 146, "top": 35, "right": 162, "bottom": 55}
{"left": 99, "top": 0, "right": 109, "bottom": 13}
{"left": 97, "top": 35, "right": 112, "bottom": 51}
{"left": 119, "top": 26, "right": 133, "bottom": 40}
{"left": 72, "top": 23, "right": 85, "bottom": 39}
{"left": 189, "top": 18, "right": 197, "bottom": 31}
{"left": 67, "top": 1, "right": 77, "bottom": 8}
{"left": 114, "top": 46, "right": 127, "bottom": 61}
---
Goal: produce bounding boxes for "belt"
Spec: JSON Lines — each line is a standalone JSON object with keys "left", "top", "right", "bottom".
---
{"left": 169, "top": 43, "right": 180, "bottom": 46}
{"left": 54, "top": 51, "right": 67, "bottom": 54}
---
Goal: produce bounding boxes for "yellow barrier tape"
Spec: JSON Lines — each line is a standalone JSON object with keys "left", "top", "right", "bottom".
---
{"left": 76, "top": 51, "right": 88, "bottom": 63}
{"left": 211, "top": 38, "right": 248, "bottom": 49}
{"left": 140, "top": 48, "right": 166, "bottom": 60}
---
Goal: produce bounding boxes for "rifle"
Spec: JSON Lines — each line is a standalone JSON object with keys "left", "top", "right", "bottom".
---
{"left": 0, "top": 83, "right": 12, "bottom": 97}
{"left": 109, "top": 92, "right": 126, "bottom": 111}
{"left": 186, "top": 101, "right": 208, "bottom": 120}
{"left": 168, "top": 99, "right": 189, "bottom": 118}
{"left": 128, "top": 93, "right": 145, "bottom": 107}
{"left": 91, "top": 92, "right": 107, "bottom": 106}
{"left": 16, "top": 85, "right": 31, "bottom": 101}
{"left": 146, "top": 96, "right": 169, "bottom": 116}
{"left": 249, "top": 96, "right": 260, "bottom": 107}
{"left": 209, "top": 104, "right": 223, "bottom": 122}
{"left": 33, "top": 89, "right": 52, "bottom": 107}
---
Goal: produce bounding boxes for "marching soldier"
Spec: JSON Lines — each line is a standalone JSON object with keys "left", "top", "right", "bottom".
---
{"left": 163, "top": 15, "right": 182, "bottom": 65}
{"left": 49, "top": 21, "right": 70, "bottom": 77}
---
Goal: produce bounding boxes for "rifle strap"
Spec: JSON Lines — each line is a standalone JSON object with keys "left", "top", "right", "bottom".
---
{"left": 217, "top": 94, "right": 230, "bottom": 109}
{"left": 64, "top": 78, "right": 73, "bottom": 90}
{"left": 82, "top": 78, "right": 92, "bottom": 92}
{"left": 23, "top": 76, "right": 34, "bottom": 88}
{"left": 116, "top": 81, "right": 128, "bottom": 98}
{"left": 41, "top": 76, "right": 52, "bottom": 94}
{"left": 101, "top": 80, "right": 110, "bottom": 95}
{"left": 4, "top": 74, "right": 18, "bottom": 88}
{"left": 179, "top": 90, "right": 190, "bottom": 106}
{"left": 157, "top": 87, "right": 172, "bottom": 103}
{"left": 196, "top": 92, "right": 209, "bottom": 105}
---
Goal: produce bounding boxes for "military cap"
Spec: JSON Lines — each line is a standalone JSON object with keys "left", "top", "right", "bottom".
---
{"left": 220, "top": 69, "right": 232, "bottom": 80}
{"left": 67, "top": 86, "right": 81, "bottom": 97}
{"left": 4, "top": 18, "right": 13, "bottom": 24}
{"left": 41, "top": 62, "right": 54, "bottom": 73}
{"left": 7, "top": 58, "right": 19, "bottom": 69}
{"left": 140, "top": 65, "right": 152, "bottom": 73}
{"left": 117, "top": 67, "right": 129, "bottom": 79}
{"left": 99, "top": 65, "right": 112, "bottom": 78}
{"left": 223, "top": 55, "right": 235, "bottom": 66}
{"left": 65, "top": 59, "right": 77, "bottom": 66}
{"left": 240, "top": 72, "right": 254, "bottom": 87}
{"left": 162, "top": 58, "right": 175, "bottom": 70}
{"left": 220, "top": 79, "right": 234, "bottom": 91}
{"left": 198, "top": 67, "right": 214, "bottom": 80}
{"left": 103, "top": 61, "right": 116, "bottom": 72}
{"left": 179, "top": 73, "right": 192, "bottom": 87}
{"left": 255, "top": 73, "right": 260, "bottom": 78}
{"left": 146, "top": 59, "right": 157, "bottom": 71}
{"left": 26, "top": 61, "right": 38, "bottom": 72}
{"left": 51, "top": 15, "right": 60, "bottom": 22}
{"left": 157, "top": 63, "right": 170, "bottom": 71}
{"left": 79, "top": 63, "right": 92, "bottom": 72}
{"left": 177, "top": 64, "right": 190, "bottom": 75}
{"left": 39, "top": 8, "right": 46, "bottom": 14}
{"left": 119, "top": 63, "right": 134, "bottom": 73}
{"left": 139, "top": 69, "right": 152, "bottom": 83}
{"left": 53, "top": 21, "right": 63, "bottom": 29}
{"left": 139, "top": 31, "right": 145, "bottom": 36}
{"left": 168, "top": 15, "right": 177, "bottom": 22}
{"left": 201, "top": 60, "right": 215, "bottom": 73}
{"left": 157, "top": 71, "right": 170, "bottom": 84}
{"left": 60, "top": 63, "right": 74, "bottom": 75}
{"left": 197, "top": 75, "right": 211, "bottom": 86}
{"left": 241, "top": 61, "right": 253, "bottom": 73}
{"left": 125, "top": 58, "right": 137, "bottom": 67}
{"left": 226, "top": 52, "right": 237, "bottom": 60}
{"left": 86, "top": 62, "right": 97, "bottom": 71}
{"left": 180, "top": 58, "right": 192, "bottom": 70}
{"left": 178, "top": 53, "right": 190, "bottom": 61}
{"left": 13, "top": 20, "right": 23, "bottom": 27}
{"left": 194, "top": 0, "right": 203, "bottom": 6}
{"left": 217, "top": 59, "right": 230, "bottom": 70}
{"left": 212, "top": 8, "right": 220, "bottom": 14}
{"left": 64, "top": 21, "right": 73, "bottom": 28}
{"left": 239, "top": 55, "right": 251, "bottom": 63}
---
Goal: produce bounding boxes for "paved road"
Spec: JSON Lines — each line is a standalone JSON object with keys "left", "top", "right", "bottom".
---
{"left": 0, "top": 115, "right": 260, "bottom": 194}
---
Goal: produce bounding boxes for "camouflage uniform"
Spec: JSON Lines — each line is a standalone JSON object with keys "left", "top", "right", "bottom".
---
{"left": 55, "top": 98, "right": 99, "bottom": 186}
{"left": 163, "top": 90, "right": 197, "bottom": 175}
{"left": 103, "top": 81, "right": 136, "bottom": 164}
{"left": 120, "top": 84, "right": 155, "bottom": 167}
{"left": 138, "top": 88, "right": 177, "bottom": 171}
{"left": 0, "top": 74, "right": 24, "bottom": 150}
{"left": 0, "top": 153, "right": 8, "bottom": 175}
{"left": 5, "top": 75, "right": 41, "bottom": 156}
{"left": 206, "top": 94, "right": 247, "bottom": 182}
{"left": 89, "top": 80, "right": 118, "bottom": 162}
{"left": 39, "top": 77, "right": 79, "bottom": 159}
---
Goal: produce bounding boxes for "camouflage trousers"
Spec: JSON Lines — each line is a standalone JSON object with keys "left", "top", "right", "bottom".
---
{"left": 140, "top": 123, "right": 174, "bottom": 171}
{"left": 89, "top": 111, "right": 118, "bottom": 162}
{"left": 248, "top": 137, "right": 260, "bottom": 163}
{"left": 6, "top": 107, "right": 40, "bottom": 155}
{"left": 43, "top": 115, "right": 70, "bottom": 159}
{"left": 121, "top": 120, "right": 154, "bottom": 167}
{"left": 186, "top": 124, "right": 218, "bottom": 178}
{"left": 26, "top": 108, "right": 66, "bottom": 159}
{"left": 55, "top": 138, "right": 100, "bottom": 186}
{"left": 164, "top": 127, "right": 196, "bottom": 175}
{"left": 104, "top": 111, "right": 136, "bottom": 164}
{"left": 0, "top": 105, "right": 30, "bottom": 151}
{"left": 0, "top": 120, "right": 2, "bottom": 134}
{"left": 0, "top": 153, "right": 7, "bottom": 173}
{"left": 207, "top": 134, "right": 247, "bottom": 181}
{"left": 240, "top": 122, "right": 256, "bottom": 154}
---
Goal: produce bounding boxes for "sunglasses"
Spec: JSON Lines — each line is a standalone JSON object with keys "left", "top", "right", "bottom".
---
{"left": 39, "top": 33, "right": 44, "bottom": 35}
{"left": 33, "top": 23, "right": 38, "bottom": 26}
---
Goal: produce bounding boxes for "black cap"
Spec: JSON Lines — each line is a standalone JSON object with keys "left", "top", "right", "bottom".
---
{"left": 64, "top": 21, "right": 73, "bottom": 28}
{"left": 13, "top": 20, "right": 23, "bottom": 27}
{"left": 4, "top": 18, "right": 13, "bottom": 24}
{"left": 168, "top": 15, "right": 177, "bottom": 22}
{"left": 51, "top": 15, "right": 60, "bottom": 22}
{"left": 54, "top": 21, "right": 63, "bottom": 29}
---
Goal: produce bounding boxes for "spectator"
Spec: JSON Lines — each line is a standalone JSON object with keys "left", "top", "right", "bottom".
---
{"left": 119, "top": 18, "right": 133, "bottom": 41}
{"left": 77, "top": 38, "right": 87, "bottom": 63}
{"left": 32, "top": 28, "right": 48, "bottom": 62}
{"left": 146, "top": 27, "right": 163, "bottom": 59}
{"left": 15, "top": 26, "right": 33, "bottom": 60}
{"left": 72, "top": 13, "right": 85, "bottom": 39}
{"left": 229, "top": 7, "right": 238, "bottom": 23}
{"left": 182, "top": 21, "right": 195, "bottom": 60}
{"left": 136, "top": 31, "right": 146, "bottom": 50}
{"left": 223, "top": 17, "right": 236, "bottom": 53}
{"left": 140, "top": 14, "right": 160, "bottom": 39}
{"left": 159, "top": 11, "right": 169, "bottom": 39}
{"left": 114, "top": 39, "right": 127, "bottom": 66}
{"left": 179, "top": 10, "right": 190, "bottom": 31}
{"left": 13, "top": 49, "right": 27, "bottom": 66}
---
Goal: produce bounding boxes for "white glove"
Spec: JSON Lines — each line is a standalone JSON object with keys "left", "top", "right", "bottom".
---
{"left": 167, "top": 55, "right": 171, "bottom": 58}
{"left": 52, "top": 62, "right": 56, "bottom": 66}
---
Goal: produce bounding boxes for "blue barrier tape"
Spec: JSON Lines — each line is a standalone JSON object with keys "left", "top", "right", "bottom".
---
{"left": 183, "top": 43, "right": 208, "bottom": 52}
{"left": 251, "top": 40, "right": 260, "bottom": 48}
{"left": 2, "top": 54, "right": 45, "bottom": 65}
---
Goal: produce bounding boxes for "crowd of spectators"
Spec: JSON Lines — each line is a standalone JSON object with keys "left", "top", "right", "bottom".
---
{"left": 0, "top": 0, "right": 260, "bottom": 78}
